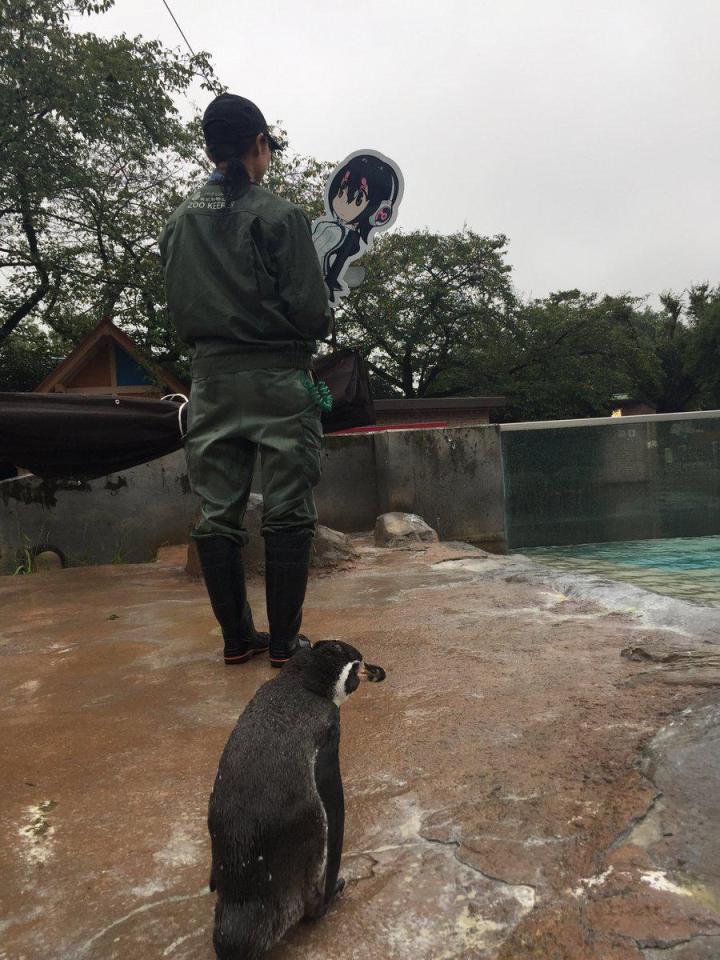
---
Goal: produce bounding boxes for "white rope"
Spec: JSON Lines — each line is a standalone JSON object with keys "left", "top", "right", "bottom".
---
{"left": 161, "top": 393, "right": 189, "bottom": 440}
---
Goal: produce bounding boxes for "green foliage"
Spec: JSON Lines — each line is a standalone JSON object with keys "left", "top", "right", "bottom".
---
{"left": 111, "top": 541, "right": 126, "bottom": 564}
{"left": 338, "top": 230, "right": 515, "bottom": 398}
{"left": 681, "top": 284, "right": 720, "bottom": 409}
{"left": 1, "top": 3, "right": 718, "bottom": 421}
{"left": 264, "top": 141, "right": 335, "bottom": 221}
{"left": 0, "top": 0, "right": 215, "bottom": 356}
{"left": 455, "top": 290, "right": 666, "bottom": 422}
{"left": 0, "top": 321, "right": 63, "bottom": 390}
{"left": 336, "top": 231, "right": 716, "bottom": 421}
{"left": 651, "top": 292, "right": 695, "bottom": 412}
{"left": 13, "top": 535, "right": 36, "bottom": 575}
{"left": 638, "top": 285, "right": 720, "bottom": 414}
{"left": 0, "top": 2, "right": 340, "bottom": 387}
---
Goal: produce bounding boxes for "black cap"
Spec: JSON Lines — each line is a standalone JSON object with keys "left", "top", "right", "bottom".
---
{"left": 202, "top": 94, "right": 281, "bottom": 154}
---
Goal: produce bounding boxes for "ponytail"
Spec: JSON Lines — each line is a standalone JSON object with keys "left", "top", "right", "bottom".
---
{"left": 206, "top": 134, "right": 257, "bottom": 224}
{"left": 220, "top": 156, "right": 250, "bottom": 212}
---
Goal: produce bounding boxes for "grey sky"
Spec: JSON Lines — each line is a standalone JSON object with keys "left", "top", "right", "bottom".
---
{"left": 90, "top": 0, "right": 720, "bottom": 302}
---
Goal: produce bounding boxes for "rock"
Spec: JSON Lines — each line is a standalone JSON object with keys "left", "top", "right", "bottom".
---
{"left": 186, "top": 494, "right": 357, "bottom": 576}
{"left": 312, "top": 525, "right": 359, "bottom": 570}
{"left": 621, "top": 637, "right": 720, "bottom": 687}
{"left": 374, "top": 512, "right": 439, "bottom": 549}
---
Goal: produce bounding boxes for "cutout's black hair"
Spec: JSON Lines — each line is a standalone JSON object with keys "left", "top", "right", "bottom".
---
{"left": 327, "top": 154, "right": 399, "bottom": 243}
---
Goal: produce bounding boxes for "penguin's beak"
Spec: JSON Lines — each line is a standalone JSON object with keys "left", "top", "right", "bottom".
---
{"left": 358, "top": 661, "right": 386, "bottom": 683}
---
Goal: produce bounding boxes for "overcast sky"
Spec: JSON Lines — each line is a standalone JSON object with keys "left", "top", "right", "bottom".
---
{"left": 88, "top": 0, "right": 720, "bottom": 303}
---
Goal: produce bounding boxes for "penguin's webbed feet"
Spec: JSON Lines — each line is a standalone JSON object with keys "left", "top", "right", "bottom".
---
{"left": 303, "top": 877, "right": 345, "bottom": 922}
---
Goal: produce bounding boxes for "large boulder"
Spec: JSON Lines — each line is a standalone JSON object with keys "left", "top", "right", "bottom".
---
{"left": 186, "top": 494, "right": 357, "bottom": 577}
{"left": 312, "top": 525, "right": 359, "bottom": 571}
{"left": 374, "top": 512, "right": 439, "bottom": 549}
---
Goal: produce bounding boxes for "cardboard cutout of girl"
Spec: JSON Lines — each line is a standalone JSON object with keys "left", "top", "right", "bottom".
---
{"left": 312, "top": 149, "right": 404, "bottom": 305}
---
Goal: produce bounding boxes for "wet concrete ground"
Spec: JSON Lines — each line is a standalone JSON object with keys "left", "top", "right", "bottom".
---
{"left": 1, "top": 541, "right": 719, "bottom": 960}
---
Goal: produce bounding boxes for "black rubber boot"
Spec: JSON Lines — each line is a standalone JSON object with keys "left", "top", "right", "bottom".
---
{"left": 264, "top": 529, "right": 314, "bottom": 668}
{"left": 194, "top": 535, "right": 269, "bottom": 665}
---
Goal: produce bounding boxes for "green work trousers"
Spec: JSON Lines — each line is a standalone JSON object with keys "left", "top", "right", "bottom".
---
{"left": 184, "top": 364, "right": 323, "bottom": 543}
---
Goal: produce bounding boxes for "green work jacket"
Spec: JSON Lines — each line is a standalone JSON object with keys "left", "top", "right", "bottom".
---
{"left": 159, "top": 178, "right": 332, "bottom": 368}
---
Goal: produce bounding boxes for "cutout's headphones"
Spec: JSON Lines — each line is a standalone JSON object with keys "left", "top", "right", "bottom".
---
{"left": 368, "top": 177, "right": 396, "bottom": 227}
{"left": 366, "top": 171, "right": 397, "bottom": 228}
{"left": 368, "top": 201, "right": 393, "bottom": 227}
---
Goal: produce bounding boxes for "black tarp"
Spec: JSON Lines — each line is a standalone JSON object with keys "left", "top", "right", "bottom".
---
{"left": 0, "top": 393, "right": 187, "bottom": 481}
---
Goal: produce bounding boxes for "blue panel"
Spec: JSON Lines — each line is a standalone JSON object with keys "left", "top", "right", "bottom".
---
{"left": 114, "top": 343, "right": 155, "bottom": 386}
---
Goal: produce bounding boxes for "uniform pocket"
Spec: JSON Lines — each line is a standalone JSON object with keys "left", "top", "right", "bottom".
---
{"left": 300, "top": 408, "right": 323, "bottom": 488}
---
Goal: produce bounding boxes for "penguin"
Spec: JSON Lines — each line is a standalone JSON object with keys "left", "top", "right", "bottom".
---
{"left": 208, "top": 640, "right": 386, "bottom": 960}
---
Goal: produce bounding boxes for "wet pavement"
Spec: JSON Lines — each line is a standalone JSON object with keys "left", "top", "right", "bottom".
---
{"left": 1, "top": 541, "right": 719, "bottom": 960}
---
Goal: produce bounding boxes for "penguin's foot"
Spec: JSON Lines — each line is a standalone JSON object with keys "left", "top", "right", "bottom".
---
{"left": 224, "top": 632, "right": 270, "bottom": 665}
{"left": 269, "top": 634, "right": 311, "bottom": 669}
{"left": 303, "top": 876, "right": 346, "bottom": 922}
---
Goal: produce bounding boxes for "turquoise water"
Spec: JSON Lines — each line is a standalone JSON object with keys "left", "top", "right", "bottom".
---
{"left": 524, "top": 536, "right": 720, "bottom": 605}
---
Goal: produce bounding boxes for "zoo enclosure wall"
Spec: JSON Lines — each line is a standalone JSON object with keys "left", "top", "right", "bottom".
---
{"left": 2, "top": 410, "right": 719, "bottom": 572}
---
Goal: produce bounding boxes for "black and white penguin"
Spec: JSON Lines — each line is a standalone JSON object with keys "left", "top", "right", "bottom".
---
{"left": 208, "top": 640, "right": 386, "bottom": 960}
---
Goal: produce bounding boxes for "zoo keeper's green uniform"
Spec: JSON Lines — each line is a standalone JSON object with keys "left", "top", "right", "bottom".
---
{"left": 159, "top": 174, "right": 332, "bottom": 542}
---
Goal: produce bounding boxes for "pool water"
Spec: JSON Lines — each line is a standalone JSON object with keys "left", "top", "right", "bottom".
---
{"left": 524, "top": 536, "right": 720, "bottom": 606}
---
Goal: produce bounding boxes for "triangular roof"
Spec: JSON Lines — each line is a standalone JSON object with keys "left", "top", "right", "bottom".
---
{"left": 34, "top": 317, "right": 188, "bottom": 396}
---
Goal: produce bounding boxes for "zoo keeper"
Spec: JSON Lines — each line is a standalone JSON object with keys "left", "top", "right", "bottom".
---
{"left": 159, "top": 93, "right": 332, "bottom": 668}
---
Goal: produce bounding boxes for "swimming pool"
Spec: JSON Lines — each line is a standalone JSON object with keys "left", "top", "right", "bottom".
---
{"left": 523, "top": 536, "right": 720, "bottom": 606}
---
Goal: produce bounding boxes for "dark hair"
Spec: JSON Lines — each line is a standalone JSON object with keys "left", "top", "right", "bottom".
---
{"left": 206, "top": 135, "right": 257, "bottom": 212}
{"left": 327, "top": 154, "right": 400, "bottom": 243}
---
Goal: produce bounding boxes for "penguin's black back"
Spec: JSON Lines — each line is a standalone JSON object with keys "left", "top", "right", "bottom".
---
{"left": 209, "top": 654, "right": 342, "bottom": 958}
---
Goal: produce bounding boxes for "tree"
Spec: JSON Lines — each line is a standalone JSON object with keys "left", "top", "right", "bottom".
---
{"left": 333, "top": 233, "right": 664, "bottom": 418}
{"left": 3, "top": 3, "right": 715, "bottom": 418}
{"left": 337, "top": 230, "right": 515, "bottom": 397}
{"left": 431, "top": 289, "right": 665, "bottom": 421}
{"left": 0, "top": 323, "right": 60, "bottom": 391}
{"left": 0, "top": 2, "right": 340, "bottom": 389}
{"left": 264, "top": 143, "right": 334, "bottom": 221}
{"left": 650, "top": 292, "right": 696, "bottom": 412}
{"left": 0, "top": 0, "right": 216, "bottom": 354}
{"left": 680, "top": 284, "right": 720, "bottom": 409}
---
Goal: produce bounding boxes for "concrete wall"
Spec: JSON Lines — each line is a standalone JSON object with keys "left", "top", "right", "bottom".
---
{"left": 373, "top": 427, "right": 506, "bottom": 548}
{"left": 315, "top": 425, "right": 506, "bottom": 549}
{"left": 0, "top": 451, "right": 196, "bottom": 574}
{"left": 315, "top": 432, "right": 379, "bottom": 532}
{"left": 1, "top": 425, "right": 507, "bottom": 573}
{"left": 4, "top": 410, "right": 718, "bottom": 573}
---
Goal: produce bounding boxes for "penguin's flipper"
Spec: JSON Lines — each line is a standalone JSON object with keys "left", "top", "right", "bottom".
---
{"left": 313, "top": 718, "right": 345, "bottom": 907}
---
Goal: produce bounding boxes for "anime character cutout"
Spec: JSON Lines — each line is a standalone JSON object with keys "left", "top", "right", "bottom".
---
{"left": 312, "top": 150, "right": 404, "bottom": 306}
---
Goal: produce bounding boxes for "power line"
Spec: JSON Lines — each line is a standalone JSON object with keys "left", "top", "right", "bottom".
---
{"left": 160, "top": 0, "right": 197, "bottom": 57}
{"left": 159, "top": 0, "right": 222, "bottom": 91}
